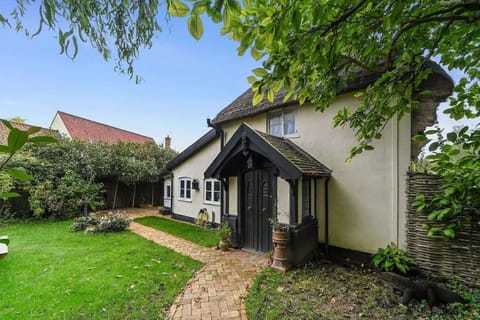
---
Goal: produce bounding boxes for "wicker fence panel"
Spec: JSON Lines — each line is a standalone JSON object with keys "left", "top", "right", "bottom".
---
{"left": 406, "top": 172, "right": 480, "bottom": 286}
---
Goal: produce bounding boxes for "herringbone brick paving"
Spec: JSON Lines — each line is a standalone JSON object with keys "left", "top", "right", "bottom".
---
{"left": 126, "top": 209, "right": 268, "bottom": 320}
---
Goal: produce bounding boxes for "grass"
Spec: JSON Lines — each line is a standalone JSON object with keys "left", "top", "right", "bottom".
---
{"left": 134, "top": 216, "right": 219, "bottom": 247}
{"left": 0, "top": 220, "right": 203, "bottom": 319}
{"left": 246, "top": 262, "right": 480, "bottom": 320}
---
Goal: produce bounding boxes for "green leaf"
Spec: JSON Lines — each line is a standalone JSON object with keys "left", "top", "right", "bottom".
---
{"left": 446, "top": 132, "right": 457, "bottom": 142}
{"left": 0, "top": 14, "right": 10, "bottom": 27}
{"left": 5, "top": 168, "right": 33, "bottom": 181}
{"left": 267, "top": 89, "right": 274, "bottom": 103}
{"left": 226, "top": 0, "right": 241, "bottom": 14}
{"left": 443, "top": 228, "right": 455, "bottom": 239}
{"left": 252, "top": 68, "right": 268, "bottom": 77}
{"left": 192, "top": 1, "right": 209, "bottom": 15}
{"left": 412, "top": 134, "right": 427, "bottom": 142}
{"left": 167, "top": 0, "right": 190, "bottom": 17}
{"left": 247, "top": 76, "right": 257, "bottom": 84}
{"left": 0, "top": 192, "right": 21, "bottom": 199}
{"left": 1, "top": 119, "right": 13, "bottom": 129}
{"left": 448, "top": 148, "right": 460, "bottom": 156}
{"left": 8, "top": 128, "right": 28, "bottom": 153}
{"left": 27, "top": 136, "right": 57, "bottom": 144}
{"left": 427, "top": 227, "right": 441, "bottom": 236}
{"left": 396, "top": 263, "right": 407, "bottom": 274}
{"left": 259, "top": 16, "right": 272, "bottom": 27}
{"left": 187, "top": 15, "right": 204, "bottom": 40}
{"left": 26, "top": 126, "right": 41, "bottom": 135}
{"left": 428, "top": 141, "right": 439, "bottom": 152}
{"left": 252, "top": 91, "right": 264, "bottom": 106}
{"left": 250, "top": 47, "right": 265, "bottom": 60}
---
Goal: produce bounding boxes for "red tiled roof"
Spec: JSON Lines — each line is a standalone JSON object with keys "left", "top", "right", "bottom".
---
{"left": 0, "top": 120, "right": 58, "bottom": 145}
{"left": 56, "top": 111, "right": 155, "bottom": 144}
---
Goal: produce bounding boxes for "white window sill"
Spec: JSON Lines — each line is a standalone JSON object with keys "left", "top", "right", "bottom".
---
{"left": 178, "top": 199, "right": 192, "bottom": 203}
{"left": 284, "top": 133, "right": 300, "bottom": 139}
{"left": 203, "top": 201, "right": 221, "bottom": 206}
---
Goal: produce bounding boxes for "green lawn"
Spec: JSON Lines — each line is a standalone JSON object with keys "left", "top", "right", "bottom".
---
{"left": 0, "top": 220, "right": 203, "bottom": 319}
{"left": 134, "top": 216, "right": 219, "bottom": 248}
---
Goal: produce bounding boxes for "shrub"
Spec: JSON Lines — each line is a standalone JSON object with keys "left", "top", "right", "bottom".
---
{"left": 95, "top": 212, "right": 131, "bottom": 233}
{"left": 70, "top": 216, "right": 99, "bottom": 232}
{"left": 71, "top": 212, "right": 131, "bottom": 234}
{"left": 372, "top": 243, "right": 416, "bottom": 275}
{"left": 219, "top": 222, "right": 232, "bottom": 242}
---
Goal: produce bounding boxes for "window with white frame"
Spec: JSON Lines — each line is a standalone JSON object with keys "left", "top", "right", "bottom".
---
{"left": 179, "top": 178, "right": 192, "bottom": 201}
{"left": 204, "top": 179, "right": 221, "bottom": 205}
{"left": 166, "top": 184, "right": 171, "bottom": 198}
{"left": 268, "top": 109, "right": 296, "bottom": 137}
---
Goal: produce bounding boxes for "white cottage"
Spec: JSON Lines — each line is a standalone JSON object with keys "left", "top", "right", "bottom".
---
{"left": 164, "top": 63, "right": 453, "bottom": 265}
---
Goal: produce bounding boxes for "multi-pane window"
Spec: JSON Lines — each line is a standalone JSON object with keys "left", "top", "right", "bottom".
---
{"left": 268, "top": 109, "right": 296, "bottom": 137}
{"left": 179, "top": 178, "right": 192, "bottom": 201}
{"left": 204, "top": 179, "right": 221, "bottom": 205}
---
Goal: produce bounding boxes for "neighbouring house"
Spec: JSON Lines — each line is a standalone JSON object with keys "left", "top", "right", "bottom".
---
{"left": 0, "top": 120, "right": 59, "bottom": 145}
{"left": 50, "top": 110, "right": 155, "bottom": 144}
{"left": 165, "top": 62, "right": 453, "bottom": 265}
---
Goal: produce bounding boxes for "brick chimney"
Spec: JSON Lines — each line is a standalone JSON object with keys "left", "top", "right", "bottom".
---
{"left": 164, "top": 135, "right": 171, "bottom": 150}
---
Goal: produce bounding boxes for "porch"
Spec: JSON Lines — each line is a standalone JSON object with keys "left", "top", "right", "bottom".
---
{"left": 205, "top": 123, "right": 332, "bottom": 265}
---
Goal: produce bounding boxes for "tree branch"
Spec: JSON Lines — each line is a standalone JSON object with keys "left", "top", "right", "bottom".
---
{"left": 320, "top": 0, "right": 370, "bottom": 37}
{"left": 386, "top": 13, "right": 480, "bottom": 70}
{"left": 295, "top": 0, "right": 369, "bottom": 45}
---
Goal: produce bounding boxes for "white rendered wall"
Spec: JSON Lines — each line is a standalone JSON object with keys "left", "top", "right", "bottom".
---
{"left": 49, "top": 113, "right": 71, "bottom": 139}
{"left": 171, "top": 138, "right": 222, "bottom": 224}
{"left": 220, "top": 92, "right": 410, "bottom": 253}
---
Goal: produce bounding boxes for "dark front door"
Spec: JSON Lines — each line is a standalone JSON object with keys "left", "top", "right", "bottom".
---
{"left": 243, "top": 168, "right": 273, "bottom": 252}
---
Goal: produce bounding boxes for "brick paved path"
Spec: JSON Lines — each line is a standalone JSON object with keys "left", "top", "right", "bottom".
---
{"left": 126, "top": 209, "right": 268, "bottom": 320}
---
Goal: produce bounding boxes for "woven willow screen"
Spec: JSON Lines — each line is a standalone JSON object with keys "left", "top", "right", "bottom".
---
{"left": 406, "top": 172, "right": 480, "bottom": 286}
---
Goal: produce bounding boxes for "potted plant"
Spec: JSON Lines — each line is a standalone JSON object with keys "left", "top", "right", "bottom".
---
{"left": 218, "top": 222, "right": 232, "bottom": 251}
{"left": 158, "top": 205, "right": 167, "bottom": 215}
{"left": 269, "top": 213, "right": 290, "bottom": 272}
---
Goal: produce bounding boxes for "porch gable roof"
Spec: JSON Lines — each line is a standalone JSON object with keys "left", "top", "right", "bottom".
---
{"left": 204, "top": 123, "right": 331, "bottom": 180}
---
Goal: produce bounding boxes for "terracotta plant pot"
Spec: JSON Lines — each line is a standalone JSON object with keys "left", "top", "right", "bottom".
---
{"left": 271, "top": 230, "right": 289, "bottom": 272}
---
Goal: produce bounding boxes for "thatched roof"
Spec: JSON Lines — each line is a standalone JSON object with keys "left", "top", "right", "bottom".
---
{"left": 212, "top": 61, "right": 453, "bottom": 129}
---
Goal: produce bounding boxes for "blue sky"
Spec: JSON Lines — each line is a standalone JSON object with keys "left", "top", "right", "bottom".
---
{"left": 0, "top": 5, "right": 259, "bottom": 151}
{"left": 0, "top": 3, "right": 473, "bottom": 151}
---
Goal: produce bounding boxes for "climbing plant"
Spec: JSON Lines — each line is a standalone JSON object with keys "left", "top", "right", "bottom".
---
{"left": 413, "top": 126, "right": 480, "bottom": 238}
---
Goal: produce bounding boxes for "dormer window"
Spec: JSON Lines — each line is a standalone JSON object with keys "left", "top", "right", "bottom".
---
{"left": 268, "top": 109, "right": 296, "bottom": 137}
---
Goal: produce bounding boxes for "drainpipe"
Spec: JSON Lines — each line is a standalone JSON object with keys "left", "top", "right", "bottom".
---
{"left": 207, "top": 118, "right": 224, "bottom": 150}
{"left": 170, "top": 172, "right": 174, "bottom": 215}
{"left": 207, "top": 118, "right": 226, "bottom": 220}
{"left": 324, "top": 177, "right": 330, "bottom": 256}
